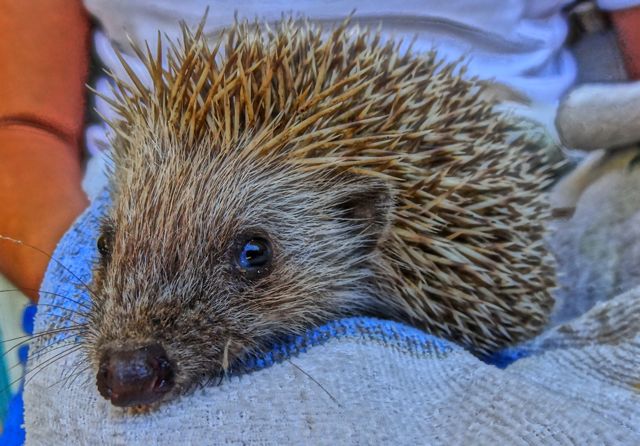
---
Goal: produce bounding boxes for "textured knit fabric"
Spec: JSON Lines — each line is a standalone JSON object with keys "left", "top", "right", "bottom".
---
{"left": 21, "top": 187, "right": 640, "bottom": 445}
{"left": 549, "top": 152, "right": 640, "bottom": 325}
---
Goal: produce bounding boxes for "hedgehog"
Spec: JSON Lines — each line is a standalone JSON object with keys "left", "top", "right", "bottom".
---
{"left": 87, "top": 17, "right": 556, "bottom": 408}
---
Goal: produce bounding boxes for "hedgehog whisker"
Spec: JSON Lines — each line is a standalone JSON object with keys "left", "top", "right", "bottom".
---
{"left": 0, "top": 325, "right": 87, "bottom": 374}
{"left": 22, "top": 345, "right": 85, "bottom": 389}
{"left": 28, "top": 303, "right": 88, "bottom": 322}
{"left": 0, "top": 288, "right": 92, "bottom": 311}
{"left": 287, "top": 359, "right": 342, "bottom": 408}
{"left": 27, "top": 342, "right": 82, "bottom": 373}
{"left": 60, "top": 362, "right": 93, "bottom": 390}
{"left": 9, "top": 339, "right": 79, "bottom": 374}
{"left": 53, "top": 351, "right": 91, "bottom": 390}
{"left": 9, "top": 334, "right": 80, "bottom": 363}
{"left": 0, "top": 344, "right": 84, "bottom": 396}
{"left": 0, "top": 324, "right": 87, "bottom": 346}
{"left": 0, "top": 235, "right": 98, "bottom": 302}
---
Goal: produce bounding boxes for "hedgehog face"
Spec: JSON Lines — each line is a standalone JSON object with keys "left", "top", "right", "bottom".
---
{"left": 87, "top": 154, "right": 393, "bottom": 407}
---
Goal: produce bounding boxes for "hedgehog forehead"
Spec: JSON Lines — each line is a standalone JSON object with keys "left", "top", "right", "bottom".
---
{"left": 109, "top": 153, "right": 333, "bottom": 248}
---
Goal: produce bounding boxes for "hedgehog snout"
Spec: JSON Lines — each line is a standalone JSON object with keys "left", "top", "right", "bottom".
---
{"left": 96, "top": 343, "right": 175, "bottom": 407}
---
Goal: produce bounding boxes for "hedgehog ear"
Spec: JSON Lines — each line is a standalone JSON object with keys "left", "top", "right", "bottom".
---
{"left": 336, "top": 179, "right": 394, "bottom": 251}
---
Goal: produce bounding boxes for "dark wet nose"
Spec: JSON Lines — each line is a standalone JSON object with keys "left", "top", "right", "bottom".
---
{"left": 96, "top": 343, "right": 175, "bottom": 407}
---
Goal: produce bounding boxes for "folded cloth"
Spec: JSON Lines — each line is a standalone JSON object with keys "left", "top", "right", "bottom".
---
{"left": 20, "top": 188, "right": 640, "bottom": 445}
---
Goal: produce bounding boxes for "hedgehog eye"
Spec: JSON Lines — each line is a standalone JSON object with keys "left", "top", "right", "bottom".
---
{"left": 234, "top": 236, "right": 272, "bottom": 279}
{"left": 97, "top": 232, "right": 112, "bottom": 257}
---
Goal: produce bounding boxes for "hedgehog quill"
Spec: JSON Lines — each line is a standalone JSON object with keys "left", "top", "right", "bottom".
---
{"left": 87, "top": 18, "right": 556, "bottom": 408}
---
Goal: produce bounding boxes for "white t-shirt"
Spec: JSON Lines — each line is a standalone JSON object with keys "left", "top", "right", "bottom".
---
{"left": 85, "top": 0, "right": 579, "bottom": 103}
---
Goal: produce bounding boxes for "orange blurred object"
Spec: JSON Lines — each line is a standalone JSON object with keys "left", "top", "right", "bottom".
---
{"left": 612, "top": 6, "right": 640, "bottom": 80}
{"left": 0, "top": 0, "right": 91, "bottom": 301}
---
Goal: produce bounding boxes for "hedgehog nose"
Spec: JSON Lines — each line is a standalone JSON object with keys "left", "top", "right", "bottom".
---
{"left": 96, "top": 343, "right": 175, "bottom": 407}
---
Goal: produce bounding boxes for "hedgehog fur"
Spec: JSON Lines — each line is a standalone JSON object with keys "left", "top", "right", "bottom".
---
{"left": 88, "top": 17, "right": 556, "bottom": 403}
